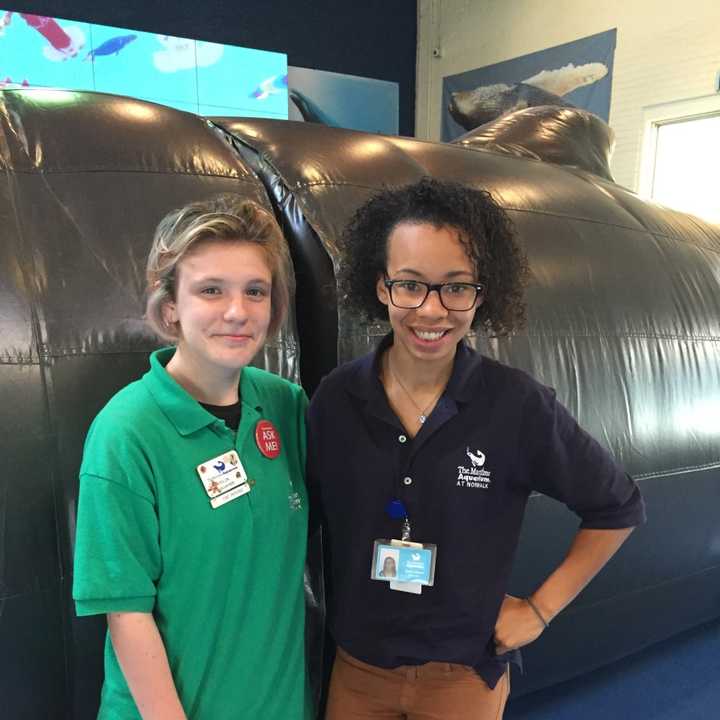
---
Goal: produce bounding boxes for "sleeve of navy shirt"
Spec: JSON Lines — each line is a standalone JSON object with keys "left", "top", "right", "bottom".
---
{"left": 522, "top": 383, "right": 646, "bottom": 529}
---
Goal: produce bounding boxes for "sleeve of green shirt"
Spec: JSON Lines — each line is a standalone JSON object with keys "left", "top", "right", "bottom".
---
{"left": 73, "top": 414, "right": 162, "bottom": 616}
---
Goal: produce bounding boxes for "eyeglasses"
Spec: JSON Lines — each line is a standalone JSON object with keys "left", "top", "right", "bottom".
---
{"left": 383, "top": 276, "right": 484, "bottom": 311}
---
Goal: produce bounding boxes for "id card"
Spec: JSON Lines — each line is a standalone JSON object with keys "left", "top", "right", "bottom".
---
{"left": 371, "top": 539, "right": 437, "bottom": 587}
{"left": 196, "top": 450, "right": 249, "bottom": 509}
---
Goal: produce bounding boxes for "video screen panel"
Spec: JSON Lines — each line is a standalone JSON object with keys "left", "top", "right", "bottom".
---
{"left": 0, "top": 10, "right": 288, "bottom": 118}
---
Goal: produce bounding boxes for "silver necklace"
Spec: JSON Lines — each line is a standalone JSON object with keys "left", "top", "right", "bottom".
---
{"left": 386, "top": 356, "right": 446, "bottom": 425}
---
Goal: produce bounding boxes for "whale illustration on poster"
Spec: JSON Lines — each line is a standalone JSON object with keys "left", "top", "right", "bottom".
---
{"left": 84, "top": 34, "right": 137, "bottom": 62}
{"left": 442, "top": 29, "right": 616, "bottom": 141}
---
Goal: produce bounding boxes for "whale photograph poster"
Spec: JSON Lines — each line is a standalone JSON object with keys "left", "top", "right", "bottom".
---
{"left": 288, "top": 65, "right": 399, "bottom": 135}
{"left": 0, "top": 9, "right": 288, "bottom": 118}
{"left": 441, "top": 29, "right": 616, "bottom": 141}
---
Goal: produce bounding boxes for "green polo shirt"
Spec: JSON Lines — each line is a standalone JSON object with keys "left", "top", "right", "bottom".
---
{"left": 73, "top": 348, "right": 310, "bottom": 719}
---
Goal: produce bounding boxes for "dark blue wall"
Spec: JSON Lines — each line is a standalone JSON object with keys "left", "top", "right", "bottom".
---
{"left": 10, "top": 0, "right": 418, "bottom": 135}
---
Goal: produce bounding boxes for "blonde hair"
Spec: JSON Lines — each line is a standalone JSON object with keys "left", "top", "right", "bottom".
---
{"left": 146, "top": 195, "right": 292, "bottom": 341}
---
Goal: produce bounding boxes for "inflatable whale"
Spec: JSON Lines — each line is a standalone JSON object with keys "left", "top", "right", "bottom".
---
{"left": 1, "top": 88, "right": 718, "bottom": 717}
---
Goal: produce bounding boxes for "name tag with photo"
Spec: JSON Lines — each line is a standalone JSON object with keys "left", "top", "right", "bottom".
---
{"left": 370, "top": 539, "right": 437, "bottom": 587}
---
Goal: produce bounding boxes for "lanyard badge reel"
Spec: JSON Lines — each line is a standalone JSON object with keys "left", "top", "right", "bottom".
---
{"left": 371, "top": 498, "right": 437, "bottom": 594}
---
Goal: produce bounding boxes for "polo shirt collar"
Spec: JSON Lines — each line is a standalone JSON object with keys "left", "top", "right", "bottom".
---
{"left": 445, "top": 339, "right": 486, "bottom": 403}
{"left": 142, "top": 348, "right": 262, "bottom": 436}
{"left": 347, "top": 332, "right": 485, "bottom": 408}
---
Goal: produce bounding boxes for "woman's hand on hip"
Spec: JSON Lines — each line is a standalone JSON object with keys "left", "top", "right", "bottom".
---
{"left": 493, "top": 594, "right": 546, "bottom": 655}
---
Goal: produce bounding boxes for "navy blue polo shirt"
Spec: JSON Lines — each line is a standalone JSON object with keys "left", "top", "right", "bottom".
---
{"left": 307, "top": 333, "right": 645, "bottom": 689}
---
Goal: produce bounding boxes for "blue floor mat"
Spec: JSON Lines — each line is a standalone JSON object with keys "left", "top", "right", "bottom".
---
{"left": 506, "top": 618, "right": 720, "bottom": 719}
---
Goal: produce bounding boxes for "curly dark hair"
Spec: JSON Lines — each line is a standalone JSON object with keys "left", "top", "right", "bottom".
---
{"left": 341, "top": 177, "right": 529, "bottom": 335}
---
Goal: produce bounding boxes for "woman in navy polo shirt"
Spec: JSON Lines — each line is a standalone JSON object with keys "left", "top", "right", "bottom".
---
{"left": 307, "top": 177, "right": 645, "bottom": 720}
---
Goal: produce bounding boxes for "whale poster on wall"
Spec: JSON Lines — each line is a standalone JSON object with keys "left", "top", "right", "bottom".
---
{"left": 0, "top": 9, "right": 288, "bottom": 118}
{"left": 442, "top": 29, "right": 616, "bottom": 141}
{"left": 288, "top": 66, "right": 399, "bottom": 135}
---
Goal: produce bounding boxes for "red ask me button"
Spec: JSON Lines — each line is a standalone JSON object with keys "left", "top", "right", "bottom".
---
{"left": 255, "top": 419, "right": 281, "bottom": 459}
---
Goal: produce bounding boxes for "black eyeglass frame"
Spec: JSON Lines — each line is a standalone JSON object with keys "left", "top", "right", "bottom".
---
{"left": 383, "top": 276, "right": 485, "bottom": 311}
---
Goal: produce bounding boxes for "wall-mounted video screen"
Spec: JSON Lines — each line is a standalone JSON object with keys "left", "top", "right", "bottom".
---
{"left": 0, "top": 10, "right": 288, "bottom": 118}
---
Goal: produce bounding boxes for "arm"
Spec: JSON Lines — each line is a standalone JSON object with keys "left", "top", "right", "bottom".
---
{"left": 108, "top": 612, "right": 187, "bottom": 720}
{"left": 494, "top": 526, "right": 634, "bottom": 654}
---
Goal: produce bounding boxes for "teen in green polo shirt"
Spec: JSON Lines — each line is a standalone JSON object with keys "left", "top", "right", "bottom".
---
{"left": 73, "top": 195, "right": 311, "bottom": 719}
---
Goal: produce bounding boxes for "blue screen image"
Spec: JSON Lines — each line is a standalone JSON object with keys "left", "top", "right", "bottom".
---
{"left": 0, "top": 9, "right": 288, "bottom": 118}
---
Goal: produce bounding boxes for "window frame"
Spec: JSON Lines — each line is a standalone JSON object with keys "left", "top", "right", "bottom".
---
{"left": 638, "top": 94, "right": 720, "bottom": 200}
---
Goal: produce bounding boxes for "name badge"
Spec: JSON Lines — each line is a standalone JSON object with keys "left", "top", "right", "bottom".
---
{"left": 196, "top": 450, "right": 250, "bottom": 509}
{"left": 371, "top": 538, "right": 437, "bottom": 594}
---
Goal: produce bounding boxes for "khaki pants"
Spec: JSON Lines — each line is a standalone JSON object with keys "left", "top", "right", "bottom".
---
{"left": 325, "top": 648, "right": 511, "bottom": 720}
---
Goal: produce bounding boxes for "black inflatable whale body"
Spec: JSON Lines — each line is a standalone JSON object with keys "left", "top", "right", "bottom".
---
{"left": 2, "top": 89, "right": 719, "bottom": 716}
{"left": 454, "top": 105, "right": 616, "bottom": 182}
{"left": 211, "top": 115, "right": 720, "bottom": 687}
{"left": 0, "top": 88, "right": 320, "bottom": 719}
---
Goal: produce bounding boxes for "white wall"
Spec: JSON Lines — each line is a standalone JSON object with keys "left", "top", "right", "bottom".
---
{"left": 416, "top": 0, "right": 720, "bottom": 190}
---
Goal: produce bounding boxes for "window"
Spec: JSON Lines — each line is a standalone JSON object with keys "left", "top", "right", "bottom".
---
{"left": 639, "top": 96, "right": 720, "bottom": 224}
